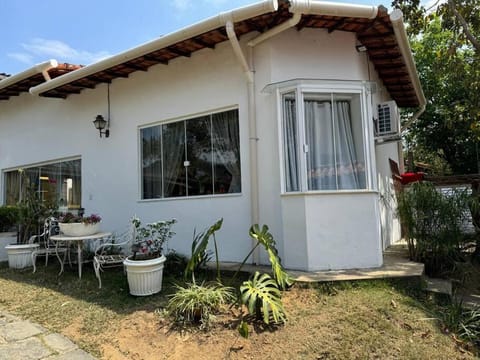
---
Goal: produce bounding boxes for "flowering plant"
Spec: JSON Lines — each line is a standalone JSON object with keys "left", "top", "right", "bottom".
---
{"left": 131, "top": 217, "right": 176, "bottom": 260}
{"left": 59, "top": 212, "right": 102, "bottom": 224}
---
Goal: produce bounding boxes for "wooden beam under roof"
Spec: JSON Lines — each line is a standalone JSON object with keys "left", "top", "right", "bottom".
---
{"left": 191, "top": 37, "right": 215, "bottom": 49}
{"left": 166, "top": 46, "right": 191, "bottom": 58}
{"left": 142, "top": 54, "right": 168, "bottom": 65}
{"left": 123, "top": 63, "right": 149, "bottom": 71}
{"left": 328, "top": 18, "right": 347, "bottom": 33}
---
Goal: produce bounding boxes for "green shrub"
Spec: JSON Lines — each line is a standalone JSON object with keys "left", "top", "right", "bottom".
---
{"left": 167, "top": 281, "right": 234, "bottom": 328}
{"left": 0, "top": 206, "right": 20, "bottom": 232}
{"left": 397, "top": 182, "right": 469, "bottom": 275}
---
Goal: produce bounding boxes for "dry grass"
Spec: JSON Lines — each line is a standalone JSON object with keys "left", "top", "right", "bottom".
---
{"left": 0, "top": 261, "right": 477, "bottom": 359}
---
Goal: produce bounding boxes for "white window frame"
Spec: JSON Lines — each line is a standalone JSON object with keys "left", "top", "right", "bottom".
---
{"left": 276, "top": 81, "right": 377, "bottom": 194}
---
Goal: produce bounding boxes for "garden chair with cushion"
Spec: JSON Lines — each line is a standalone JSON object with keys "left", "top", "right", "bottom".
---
{"left": 30, "top": 217, "right": 69, "bottom": 273}
{"left": 93, "top": 224, "right": 135, "bottom": 289}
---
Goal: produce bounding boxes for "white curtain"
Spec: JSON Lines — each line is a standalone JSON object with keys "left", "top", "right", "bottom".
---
{"left": 304, "top": 99, "right": 361, "bottom": 190}
{"left": 162, "top": 122, "right": 185, "bottom": 197}
{"left": 283, "top": 98, "right": 300, "bottom": 192}
{"left": 212, "top": 111, "right": 241, "bottom": 193}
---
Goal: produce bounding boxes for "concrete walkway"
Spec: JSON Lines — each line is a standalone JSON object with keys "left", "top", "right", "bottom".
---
{"left": 0, "top": 310, "right": 96, "bottom": 360}
{"left": 211, "top": 244, "right": 425, "bottom": 282}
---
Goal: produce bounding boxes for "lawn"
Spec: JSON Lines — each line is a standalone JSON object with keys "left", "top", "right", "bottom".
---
{"left": 0, "top": 261, "right": 477, "bottom": 360}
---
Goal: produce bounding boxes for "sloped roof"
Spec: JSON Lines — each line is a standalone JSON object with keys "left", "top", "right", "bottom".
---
{"left": 6, "top": 0, "right": 423, "bottom": 108}
{"left": 0, "top": 63, "right": 82, "bottom": 100}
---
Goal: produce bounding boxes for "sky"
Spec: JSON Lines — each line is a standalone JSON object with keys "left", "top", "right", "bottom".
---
{"left": 1, "top": 0, "right": 438, "bottom": 75}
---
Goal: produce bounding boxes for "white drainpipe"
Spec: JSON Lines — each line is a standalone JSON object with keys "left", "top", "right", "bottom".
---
{"left": 225, "top": 19, "right": 261, "bottom": 264}
{"left": 0, "top": 59, "right": 58, "bottom": 91}
{"left": 289, "top": 0, "right": 378, "bottom": 19}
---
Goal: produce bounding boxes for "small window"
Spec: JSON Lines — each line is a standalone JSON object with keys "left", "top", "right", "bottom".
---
{"left": 141, "top": 109, "right": 241, "bottom": 199}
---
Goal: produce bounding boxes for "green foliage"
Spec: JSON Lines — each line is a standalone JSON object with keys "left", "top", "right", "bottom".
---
{"left": 167, "top": 281, "right": 234, "bottom": 328}
{"left": 240, "top": 271, "right": 287, "bottom": 325}
{"left": 392, "top": 0, "right": 480, "bottom": 174}
{"left": 18, "top": 185, "right": 56, "bottom": 243}
{"left": 248, "top": 224, "right": 294, "bottom": 290}
{"left": 185, "top": 218, "right": 223, "bottom": 282}
{"left": 130, "top": 217, "right": 176, "bottom": 259}
{"left": 164, "top": 250, "right": 189, "bottom": 277}
{"left": 237, "top": 320, "right": 249, "bottom": 339}
{"left": 440, "top": 301, "right": 480, "bottom": 345}
{"left": 397, "top": 182, "right": 469, "bottom": 275}
{"left": 0, "top": 206, "right": 19, "bottom": 232}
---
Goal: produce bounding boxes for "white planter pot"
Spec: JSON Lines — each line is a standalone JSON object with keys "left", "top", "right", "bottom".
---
{"left": 0, "top": 232, "right": 17, "bottom": 262}
{"left": 5, "top": 243, "right": 39, "bottom": 269}
{"left": 123, "top": 255, "right": 166, "bottom": 296}
{"left": 59, "top": 222, "right": 100, "bottom": 237}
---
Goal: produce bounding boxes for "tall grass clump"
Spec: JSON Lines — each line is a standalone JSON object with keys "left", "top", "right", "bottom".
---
{"left": 397, "top": 182, "right": 469, "bottom": 275}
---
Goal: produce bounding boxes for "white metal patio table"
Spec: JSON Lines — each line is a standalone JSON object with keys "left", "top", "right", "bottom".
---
{"left": 50, "top": 232, "right": 112, "bottom": 279}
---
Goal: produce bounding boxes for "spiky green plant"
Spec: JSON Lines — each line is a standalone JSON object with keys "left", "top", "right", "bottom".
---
{"left": 240, "top": 271, "right": 287, "bottom": 325}
{"left": 167, "top": 281, "right": 234, "bottom": 328}
{"left": 185, "top": 218, "right": 223, "bottom": 282}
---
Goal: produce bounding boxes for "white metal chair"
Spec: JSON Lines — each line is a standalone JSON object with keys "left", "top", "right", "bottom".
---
{"left": 30, "top": 217, "right": 69, "bottom": 273}
{"left": 93, "top": 225, "right": 135, "bottom": 289}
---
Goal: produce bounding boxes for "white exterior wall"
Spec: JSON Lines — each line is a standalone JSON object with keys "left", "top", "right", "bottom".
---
{"left": 0, "top": 26, "right": 403, "bottom": 269}
{"left": 0, "top": 41, "right": 252, "bottom": 262}
{"left": 253, "top": 28, "right": 385, "bottom": 269}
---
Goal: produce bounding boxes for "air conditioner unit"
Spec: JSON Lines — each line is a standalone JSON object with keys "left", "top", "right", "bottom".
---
{"left": 376, "top": 100, "right": 400, "bottom": 137}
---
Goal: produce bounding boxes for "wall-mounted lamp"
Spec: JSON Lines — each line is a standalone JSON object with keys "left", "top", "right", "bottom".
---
{"left": 93, "top": 114, "right": 110, "bottom": 138}
{"left": 356, "top": 44, "right": 367, "bottom": 52}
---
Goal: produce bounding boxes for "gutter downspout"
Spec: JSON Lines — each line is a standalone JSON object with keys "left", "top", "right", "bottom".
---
{"left": 0, "top": 59, "right": 58, "bottom": 91}
{"left": 225, "top": 19, "right": 261, "bottom": 264}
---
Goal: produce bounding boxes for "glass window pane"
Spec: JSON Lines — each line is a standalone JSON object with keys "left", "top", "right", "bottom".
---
{"left": 282, "top": 93, "right": 300, "bottom": 192}
{"left": 162, "top": 121, "right": 186, "bottom": 198}
{"left": 212, "top": 110, "right": 241, "bottom": 194}
{"left": 332, "top": 94, "right": 366, "bottom": 190}
{"left": 186, "top": 116, "right": 213, "bottom": 196}
{"left": 3, "top": 159, "right": 81, "bottom": 208}
{"left": 304, "top": 96, "right": 336, "bottom": 190}
{"left": 141, "top": 126, "right": 162, "bottom": 199}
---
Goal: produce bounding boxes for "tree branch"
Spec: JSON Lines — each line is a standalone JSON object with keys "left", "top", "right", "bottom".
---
{"left": 448, "top": 0, "right": 480, "bottom": 52}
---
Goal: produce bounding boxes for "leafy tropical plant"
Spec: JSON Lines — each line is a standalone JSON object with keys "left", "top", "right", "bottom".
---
{"left": 167, "top": 281, "right": 235, "bottom": 328}
{"left": 185, "top": 218, "right": 223, "bottom": 282}
{"left": 247, "top": 224, "right": 294, "bottom": 290}
{"left": 240, "top": 271, "right": 287, "bottom": 325}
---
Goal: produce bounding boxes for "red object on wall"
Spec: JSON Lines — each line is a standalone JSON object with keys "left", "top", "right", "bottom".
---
{"left": 400, "top": 172, "right": 424, "bottom": 185}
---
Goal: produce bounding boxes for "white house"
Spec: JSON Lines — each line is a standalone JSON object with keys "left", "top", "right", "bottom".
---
{"left": 0, "top": 0, "right": 425, "bottom": 271}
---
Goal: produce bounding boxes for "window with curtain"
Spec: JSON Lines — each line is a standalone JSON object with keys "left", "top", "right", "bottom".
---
{"left": 141, "top": 109, "right": 241, "bottom": 199}
{"left": 282, "top": 90, "right": 367, "bottom": 192}
{"left": 3, "top": 159, "right": 82, "bottom": 208}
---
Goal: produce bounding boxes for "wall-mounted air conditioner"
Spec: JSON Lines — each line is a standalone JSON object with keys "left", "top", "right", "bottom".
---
{"left": 376, "top": 100, "right": 400, "bottom": 137}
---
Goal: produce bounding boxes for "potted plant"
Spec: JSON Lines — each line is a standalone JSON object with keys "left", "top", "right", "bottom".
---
{"left": 0, "top": 206, "right": 20, "bottom": 263}
{"left": 58, "top": 213, "right": 102, "bottom": 236}
{"left": 123, "top": 217, "right": 176, "bottom": 296}
{"left": 5, "top": 183, "right": 55, "bottom": 269}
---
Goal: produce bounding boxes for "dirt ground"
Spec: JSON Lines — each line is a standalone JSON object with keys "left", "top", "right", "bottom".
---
{"left": 75, "top": 285, "right": 476, "bottom": 360}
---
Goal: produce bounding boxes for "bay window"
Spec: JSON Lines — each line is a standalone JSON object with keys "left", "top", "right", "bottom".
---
{"left": 141, "top": 108, "right": 241, "bottom": 199}
{"left": 281, "top": 85, "right": 370, "bottom": 192}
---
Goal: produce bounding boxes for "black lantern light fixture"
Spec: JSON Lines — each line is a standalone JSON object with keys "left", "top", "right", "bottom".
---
{"left": 93, "top": 114, "right": 109, "bottom": 138}
{"left": 93, "top": 84, "right": 111, "bottom": 138}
